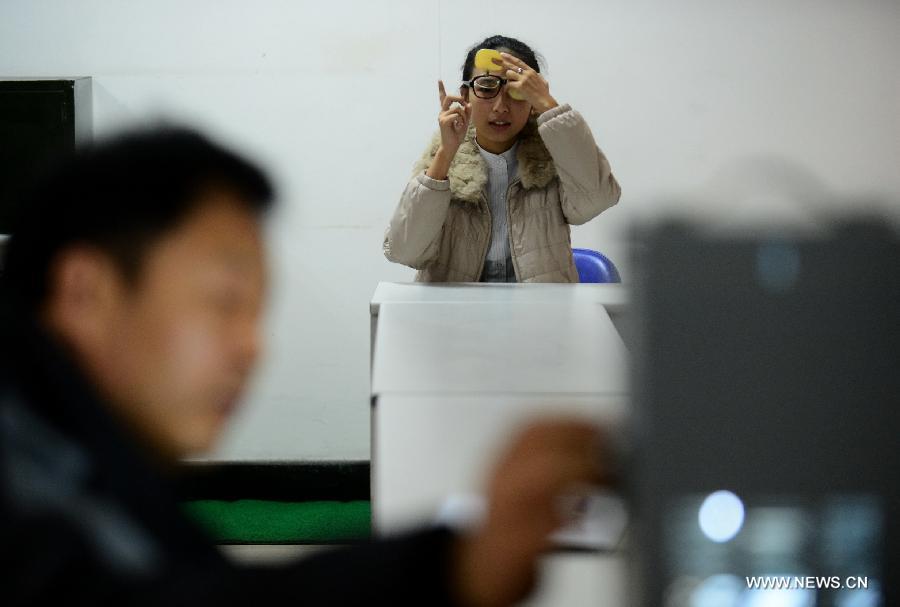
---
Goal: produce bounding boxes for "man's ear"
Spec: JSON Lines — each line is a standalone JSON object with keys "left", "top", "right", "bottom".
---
{"left": 460, "top": 86, "right": 470, "bottom": 102}
{"left": 44, "top": 246, "right": 123, "bottom": 349}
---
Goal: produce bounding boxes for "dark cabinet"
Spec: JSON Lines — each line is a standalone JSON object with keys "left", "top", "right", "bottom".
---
{"left": 0, "top": 78, "right": 92, "bottom": 233}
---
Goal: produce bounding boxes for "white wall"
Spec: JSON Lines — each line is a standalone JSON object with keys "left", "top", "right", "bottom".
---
{"left": 2, "top": 0, "right": 898, "bottom": 460}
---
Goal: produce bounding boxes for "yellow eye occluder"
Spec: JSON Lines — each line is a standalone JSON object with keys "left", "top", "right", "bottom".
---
{"left": 474, "top": 49, "right": 526, "bottom": 101}
{"left": 474, "top": 48, "right": 503, "bottom": 71}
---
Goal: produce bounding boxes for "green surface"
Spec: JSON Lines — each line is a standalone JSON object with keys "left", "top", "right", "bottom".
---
{"left": 184, "top": 500, "right": 371, "bottom": 543}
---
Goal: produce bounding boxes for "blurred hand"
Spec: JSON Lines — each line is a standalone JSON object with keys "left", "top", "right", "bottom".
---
{"left": 452, "top": 418, "right": 614, "bottom": 607}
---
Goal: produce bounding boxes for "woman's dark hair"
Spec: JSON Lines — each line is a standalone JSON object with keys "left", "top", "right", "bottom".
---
{"left": 1, "top": 127, "right": 274, "bottom": 310}
{"left": 461, "top": 35, "right": 543, "bottom": 81}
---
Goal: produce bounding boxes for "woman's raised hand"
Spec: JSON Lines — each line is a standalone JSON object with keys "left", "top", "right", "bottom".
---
{"left": 437, "top": 79, "right": 471, "bottom": 155}
{"left": 425, "top": 80, "right": 471, "bottom": 180}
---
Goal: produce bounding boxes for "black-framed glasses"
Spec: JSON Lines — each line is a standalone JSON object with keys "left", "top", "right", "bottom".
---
{"left": 461, "top": 75, "right": 510, "bottom": 99}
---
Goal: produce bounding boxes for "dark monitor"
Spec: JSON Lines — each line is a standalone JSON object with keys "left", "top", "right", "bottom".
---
{"left": 630, "top": 218, "right": 899, "bottom": 606}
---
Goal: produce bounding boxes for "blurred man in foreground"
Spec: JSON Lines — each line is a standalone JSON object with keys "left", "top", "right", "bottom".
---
{"left": 0, "top": 128, "right": 608, "bottom": 606}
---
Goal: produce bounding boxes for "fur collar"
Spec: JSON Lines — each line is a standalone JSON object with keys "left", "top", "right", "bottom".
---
{"left": 412, "top": 119, "right": 557, "bottom": 204}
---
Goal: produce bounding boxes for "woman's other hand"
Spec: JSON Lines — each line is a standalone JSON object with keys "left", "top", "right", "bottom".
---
{"left": 495, "top": 53, "right": 559, "bottom": 115}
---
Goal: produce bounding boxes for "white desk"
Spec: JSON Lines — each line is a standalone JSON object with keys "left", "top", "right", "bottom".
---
{"left": 373, "top": 391, "right": 630, "bottom": 607}
{"left": 369, "top": 282, "right": 629, "bottom": 367}
{"left": 370, "top": 281, "right": 627, "bottom": 311}
{"left": 369, "top": 284, "right": 630, "bottom": 606}
{"left": 373, "top": 392, "right": 627, "bottom": 534}
{"left": 371, "top": 301, "right": 627, "bottom": 396}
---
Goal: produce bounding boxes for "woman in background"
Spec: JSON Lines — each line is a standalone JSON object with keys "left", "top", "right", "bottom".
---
{"left": 384, "top": 34, "right": 621, "bottom": 282}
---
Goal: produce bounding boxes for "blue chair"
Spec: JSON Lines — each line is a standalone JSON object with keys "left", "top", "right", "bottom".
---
{"left": 572, "top": 248, "right": 621, "bottom": 283}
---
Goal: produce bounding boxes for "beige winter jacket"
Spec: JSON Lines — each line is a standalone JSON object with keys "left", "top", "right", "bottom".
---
{"left": 383, "top": 104, "right": 621, "bottom": 282}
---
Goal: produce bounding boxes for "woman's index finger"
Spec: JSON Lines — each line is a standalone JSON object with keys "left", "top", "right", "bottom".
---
{"left": 499, "top": 52, "right": 523, "bottom": 64}
{"left": 500, "top": 52, "right": 528, "bottom": 70}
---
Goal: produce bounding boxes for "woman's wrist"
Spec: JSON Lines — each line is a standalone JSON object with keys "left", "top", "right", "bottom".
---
{"left": 427, "top": 147, "right": 455, "bottom": 180}
{"left": 533, "top": 96, "right": 559, "bottom": 115}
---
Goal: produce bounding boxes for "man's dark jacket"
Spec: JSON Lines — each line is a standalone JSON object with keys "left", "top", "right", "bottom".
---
{"left": 0, "top": 299, "right": 459, "bottom": 605}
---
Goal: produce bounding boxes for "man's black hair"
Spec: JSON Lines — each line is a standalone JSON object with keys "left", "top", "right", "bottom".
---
{"left": 1, "top": 127, "right": 274, "bottom": 310}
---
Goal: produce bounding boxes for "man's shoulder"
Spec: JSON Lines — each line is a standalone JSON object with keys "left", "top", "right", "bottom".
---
{"left": 1, "top": 388, "right": 98, "bottom": 529}
{"left": 1, "top": 387, "right": 90, "bottom": 490}
{"left": 0, "top": 390, "right": 165, "bottom": 577}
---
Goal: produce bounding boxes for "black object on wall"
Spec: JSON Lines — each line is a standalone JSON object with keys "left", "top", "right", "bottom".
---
{"left": 176, "top": 461, "right": 371, "bottom": 502}
{"left": 0, "top": 78, "right": 92, "bottom": 234}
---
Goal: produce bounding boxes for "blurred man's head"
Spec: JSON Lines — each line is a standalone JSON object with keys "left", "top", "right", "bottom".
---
{"left": 1, "top": 128, "right": 274, "bottom": 459}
